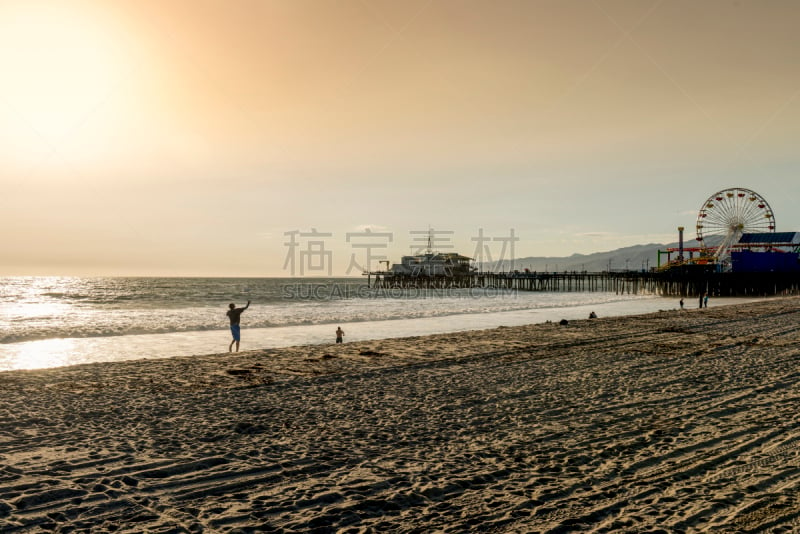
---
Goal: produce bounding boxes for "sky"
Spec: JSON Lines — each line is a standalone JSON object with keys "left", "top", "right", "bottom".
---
{"left": 1, "top": 0, "right": 799, "bottom": 277}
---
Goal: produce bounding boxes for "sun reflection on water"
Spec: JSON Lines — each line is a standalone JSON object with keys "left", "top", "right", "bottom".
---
{"left": 4, "top": 337, "right": 75, "bottom": 371}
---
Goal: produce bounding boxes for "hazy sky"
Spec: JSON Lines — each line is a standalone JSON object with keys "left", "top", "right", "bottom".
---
{"left": 1, "top": 0, "right": 799, "bottom": 276}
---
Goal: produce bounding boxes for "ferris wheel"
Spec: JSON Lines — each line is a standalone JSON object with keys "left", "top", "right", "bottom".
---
{"left": 696, "top": 187, "right": 775, "bottom": 259}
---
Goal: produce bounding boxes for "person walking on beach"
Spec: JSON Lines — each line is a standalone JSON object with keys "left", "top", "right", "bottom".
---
{"left": 227, "top": 300, "right": 250, "bottom": 352}
{"left": 704, "top": 294, "right": 709, "bottom": 308}
{"left": 336, "top": 326, "right": 345, "bottom": 344}
{"left": 679, "top": 298, "right": 684, "bottom": 310}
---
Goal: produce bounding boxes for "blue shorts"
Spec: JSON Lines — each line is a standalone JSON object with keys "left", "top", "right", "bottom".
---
{"left": 230, "top": 324, "right": 241, "bottom": 341}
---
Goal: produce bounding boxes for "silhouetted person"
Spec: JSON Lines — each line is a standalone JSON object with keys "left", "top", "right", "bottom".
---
{"left": 227, "top": 301, "right": 250, "bottom": 352}
{"left": 679, "top": 298, "right": 684, "bottom": 310}
{"left": 336, "top": 326, "right": 345, "bottom": 343}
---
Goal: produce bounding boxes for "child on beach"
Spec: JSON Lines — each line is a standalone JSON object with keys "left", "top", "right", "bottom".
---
{"left": 336, "top": 326, "right": 345, "bottom": 343}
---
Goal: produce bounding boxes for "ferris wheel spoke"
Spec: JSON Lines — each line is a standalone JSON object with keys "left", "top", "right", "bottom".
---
{"left": 740, "top": 198, "right": 763, "bottom": 223}
{"left": 738, "top": 194, "right": 756, "bottom": 220}
{"left": 720, "top": 198, "right": 740, "bottom": 222}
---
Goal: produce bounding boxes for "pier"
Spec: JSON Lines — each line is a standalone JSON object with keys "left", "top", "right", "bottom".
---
{"left": 366, "top": 268, "right": 800, "bottom": 297}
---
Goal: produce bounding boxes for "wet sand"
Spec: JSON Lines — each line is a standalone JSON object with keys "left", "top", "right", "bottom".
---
{"left": 2, "top": 298, "right": 800, "bottom": 532}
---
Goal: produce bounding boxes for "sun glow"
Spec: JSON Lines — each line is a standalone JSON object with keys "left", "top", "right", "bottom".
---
{"left": 0, "top": 2, "right": 135, "bottom": 148}
{"left": 4, "top": 337, "right": 75, "bottom": 371}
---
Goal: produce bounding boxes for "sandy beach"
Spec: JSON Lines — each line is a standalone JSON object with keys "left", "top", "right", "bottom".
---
{"left": 2, "top": 298, "right": 800, "bottom": 532}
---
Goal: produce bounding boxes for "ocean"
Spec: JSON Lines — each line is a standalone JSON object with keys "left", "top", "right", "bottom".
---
{"left": 0, "top": 276, "right": 746, "bottom": 372}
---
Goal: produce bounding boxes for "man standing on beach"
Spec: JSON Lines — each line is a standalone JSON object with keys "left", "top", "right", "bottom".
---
{"left": 227, "top": 301, "right": 250, "bottom": 352}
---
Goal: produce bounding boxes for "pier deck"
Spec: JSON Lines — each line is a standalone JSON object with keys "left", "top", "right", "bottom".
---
{"left": 366, "top": 270, "right": 800, "bottom": 297}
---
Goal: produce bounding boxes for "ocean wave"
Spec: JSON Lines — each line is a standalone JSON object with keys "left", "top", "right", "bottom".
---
{"left": 1, "top": 276, "right": 658, "bottom": 346}
{"left": 0, "top": 291, "right": 649, "bottom": 345}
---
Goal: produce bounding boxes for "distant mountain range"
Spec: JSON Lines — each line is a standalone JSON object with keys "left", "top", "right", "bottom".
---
{"left": 486, "top": 239, "right": 708, "bottom": 273}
